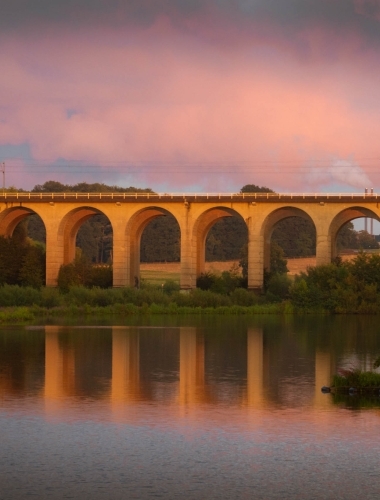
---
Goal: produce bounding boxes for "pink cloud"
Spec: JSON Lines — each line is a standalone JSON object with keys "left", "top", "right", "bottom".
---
{"left": 1, "top": 16, "right": 380, "bottom": 192}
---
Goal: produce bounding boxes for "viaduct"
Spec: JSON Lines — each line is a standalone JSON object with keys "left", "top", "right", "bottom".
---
{"left": 0, "top": 191, "right": 379, "bottom": 290}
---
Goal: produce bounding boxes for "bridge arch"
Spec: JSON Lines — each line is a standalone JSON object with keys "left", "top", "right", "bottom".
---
{"left": 57, "top": 206, "right": 113, "bottom": 265}
{"left": 192, "top": 206, "right": 247, "bottom": 279}
{"left": 125, "top": 206, "right": 181, "bottom": 287}
{"left": 329, "top": 206, "right": 380, "bottom": 260}
{"left": 260, "top": 206, "right": 316, "bottom": 271}
{"left": 0, "top": 206, "right": 47, "bottom": 238}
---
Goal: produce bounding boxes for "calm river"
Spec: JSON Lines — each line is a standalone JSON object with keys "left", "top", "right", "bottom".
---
{"left": 1, "top": 315, "right": 380, "bottom": 499}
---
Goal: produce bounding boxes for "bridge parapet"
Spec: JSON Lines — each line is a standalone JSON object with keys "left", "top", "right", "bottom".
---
{"left": 0, "top": 192, "right": 378, "bottom": 203}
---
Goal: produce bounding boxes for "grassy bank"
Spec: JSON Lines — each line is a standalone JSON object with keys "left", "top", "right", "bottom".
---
{"left": 0, "top": 283, "right": 297, "bottom": 323}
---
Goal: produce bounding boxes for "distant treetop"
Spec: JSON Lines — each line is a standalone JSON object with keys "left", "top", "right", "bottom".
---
{"left": 31, "top": 180, "right": 154, "bottom": 193}
{"left": 240, "top": 184, "right": 274, "bottom": 193}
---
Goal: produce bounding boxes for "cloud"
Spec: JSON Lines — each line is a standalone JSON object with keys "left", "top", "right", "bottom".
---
{"left": 2, "top": 1, "right": 380, "bottom": 40}
{"left": 1, "top": 3, "right": 380, "bottom": 191}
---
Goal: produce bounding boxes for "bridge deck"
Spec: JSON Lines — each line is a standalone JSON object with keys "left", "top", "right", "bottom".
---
{"left": 0, "top": 192, "right": 378, "bottom": 203}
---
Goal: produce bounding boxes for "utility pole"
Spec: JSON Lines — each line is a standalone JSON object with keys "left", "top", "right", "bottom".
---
{"left": 1, "top": 162, "right": 4, "bottom": 193}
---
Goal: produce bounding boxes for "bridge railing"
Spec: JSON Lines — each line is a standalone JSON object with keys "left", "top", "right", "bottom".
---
{"left": 0, "top": 192, "right": 378, "bottom": 202}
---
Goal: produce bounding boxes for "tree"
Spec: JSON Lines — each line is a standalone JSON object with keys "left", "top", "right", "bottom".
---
{"left": 355, "top": 231, "right": 379, "bottom": 250}
{"left": 0, "top": 223, "right": 46, "bottom": 287}
{"left": 19, "top": 246, "right": 45, "bottom": 288}
{"left": 270, "top": 241, "right": 288, "bottom": 274}
{"left": 240, "top": 184, "right": 274, "bottom": 193}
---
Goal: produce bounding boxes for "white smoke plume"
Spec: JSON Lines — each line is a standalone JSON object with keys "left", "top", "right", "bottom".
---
{"left": 308, "top": 159, "right": 373, "bottom": 190}
{"left": 329, "top": 159, "right": 372, "bottom": 189}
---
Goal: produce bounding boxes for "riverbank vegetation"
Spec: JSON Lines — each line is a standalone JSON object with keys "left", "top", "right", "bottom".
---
{"left": 0, "top": 251, "right": 380, "bottom": 321}
{"left": 0, "top": 283, "right": 291, "bottom": 323}
{"left": 290, "top": 253, "right": 380, "bottom": 313}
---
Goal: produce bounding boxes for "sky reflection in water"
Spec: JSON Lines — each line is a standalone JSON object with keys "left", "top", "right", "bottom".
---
{"left": 1, "top": 318, "right": 380, "bottom": 499}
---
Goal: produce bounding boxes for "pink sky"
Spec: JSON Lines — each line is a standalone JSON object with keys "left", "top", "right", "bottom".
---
{"left": 0, "top": 1, "right": 380, "bottom": 192}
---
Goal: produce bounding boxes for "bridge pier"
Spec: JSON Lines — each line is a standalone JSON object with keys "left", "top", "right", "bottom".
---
{"left": 113, "top": 223, "right": 129, "bottom": 287}
{"left": 247, "top": 233, "right": 265, "bottom": 291}
{"left": 316, "top": 233, "right": 332, "bottom": 266}
{"left": 45, "top": 224, "right": 63, "bottom": 287}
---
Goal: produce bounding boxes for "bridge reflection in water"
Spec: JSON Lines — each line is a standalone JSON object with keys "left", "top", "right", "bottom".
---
{"left": 111, "top": 328, "right": 140, "bottom": 403}
{"left": 41, "top": 325, "right": 335, "bottom": 417}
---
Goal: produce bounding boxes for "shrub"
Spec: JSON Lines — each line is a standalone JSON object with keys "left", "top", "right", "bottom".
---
{"left": 332, "top": 368, "right": 380, "bottom": 388}
{"left": 40, "top": 287, "right": 62, "bottom": 308}
{"left": 197, "top": 272, "right": 217, "bottom": 290}
{"left": 163, "top": 280, "right": 180, "bottom": 295}
{"left": 0, "top": 285, "right": 41, "bottom": 306}
{"left": 230, "top": 288, "right": 258, "bottom": 306}
{"left": 265, "top": 273, "right": 291, "bottom": 301}
{"left": 87, "top": 265, "right": 113, "bottom": 288}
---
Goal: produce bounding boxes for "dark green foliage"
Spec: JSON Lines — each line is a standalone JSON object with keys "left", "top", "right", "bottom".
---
{"left": 76, "top": 215, "right": 112, "bottom": 263}
{"left": 57, "top": 262, "right": 83, "bottom": 292}
{"left": 0, "top": 223, "right": 46, "bottom": 288}
{"left": 269, "top": 241, "right": 288, "bottom": 274}
{"left": 272, "top": 218, "right": 316, "bottom": 257}
{"left": 197, "top": 272, "right": 217, "bottom": 290}
{"left": 348, "top": 252, "right": 380, "bottom": 285}
{"left": 206, "top": 217, "right": 247, "bottom": 261}
{"left": 163, "top": 280, "right": 181, "bottom": 294}
{"left": 141, "top": 215, "right": 180, "bottom": 262}
{"left": 25, "top": 214, "right": 46, "bottom": 244}
{"left": 19, "top": 245, "right": 45, "bottom": 288}
{"left": 87, "top": 266, "right": 113, "bottom": 289}
{"left": 196, "top": 270, "right": 245, "bottom": 294}
{"left": 240, "top": 184, "right": 274, "bottom": 193}
{"left": 0, "top": 285, "right": 41, "bottom": 306}
{"left": 332, "top": 368, "right": 380, "bottom": 388}
{"left": 290, "top": 253, "right": 380, "bottom": 313}
{"left": 57, "top": 256, "right": 112, "bottom": 292}
{"left": 40, "top": 287, "right": 61, "bottom": 308}
{"left": 265, "top": 273, "right": 292, "bottom": 302}
{"left": 353, "top": 230, "right": 379, "bottom": 250}
{"left": 32, "top": 180, "right": 154, "bottom": 194}
{"left": 337, "top": 222, "right": 356, "bottom": 250}
{"left": 338, "top": 228, "right": 379, "bottom": 250}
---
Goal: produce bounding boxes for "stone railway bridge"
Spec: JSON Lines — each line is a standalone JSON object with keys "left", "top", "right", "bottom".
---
{"left": 0, "top": 191, "right": 379, "bottom": 290}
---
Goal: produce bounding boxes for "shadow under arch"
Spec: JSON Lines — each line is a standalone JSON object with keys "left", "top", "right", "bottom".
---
{"left": 260, "top": 206, "right": 316, "bottom": 271}
{"left": 192, "top": 206, "right": 247, "bottom": 278}
{"left": 125, "top": 206, "right": 180, "bottom": 287}
{"left": 57, "top": 206, "right": 113, "bottom": 265}
{"left": 329, "top": 206, "right": 380, "bottom": 260}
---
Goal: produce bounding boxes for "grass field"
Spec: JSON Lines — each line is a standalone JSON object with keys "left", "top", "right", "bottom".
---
{"left": 140, "top": 253, "right": 362, "bottom": 284}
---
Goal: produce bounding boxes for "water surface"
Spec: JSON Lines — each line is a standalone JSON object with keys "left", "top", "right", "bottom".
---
{"left": 1, "top": 316, "right": 380, "bottom": 499}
